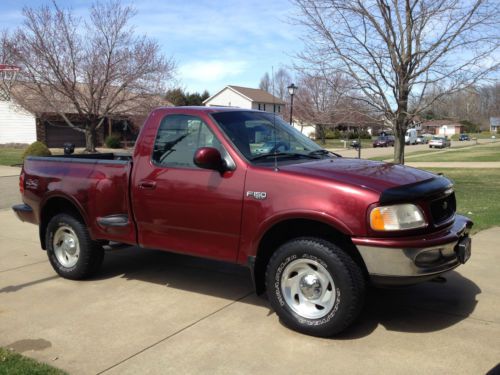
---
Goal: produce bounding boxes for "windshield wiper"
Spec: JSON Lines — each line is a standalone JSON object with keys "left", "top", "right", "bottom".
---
{"left": 308, "top": 149, "right": 342, "bottom": 158}
{"left": 251, "top": 152, "right": 321, "bottom": 161}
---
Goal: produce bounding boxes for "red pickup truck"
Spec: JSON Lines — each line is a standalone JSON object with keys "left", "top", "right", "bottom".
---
{"left": 13, "top": 107, "right": 472, "bottom": 337}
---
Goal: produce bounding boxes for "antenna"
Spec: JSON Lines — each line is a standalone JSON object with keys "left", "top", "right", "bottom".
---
{"left": 271, "top": 66, "right": 278, "bottom": 172}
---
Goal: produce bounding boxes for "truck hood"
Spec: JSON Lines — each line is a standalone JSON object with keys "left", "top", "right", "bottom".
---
{"left": 279, "top": 158, "right": 438, "bottom": 194}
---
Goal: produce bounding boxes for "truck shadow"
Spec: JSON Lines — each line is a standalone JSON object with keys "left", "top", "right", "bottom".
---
{"left": 337, "top": 271, "right": 481, "bottom": 339}
{"left": 95, "top": 246, "right": 481, "bottom": 339}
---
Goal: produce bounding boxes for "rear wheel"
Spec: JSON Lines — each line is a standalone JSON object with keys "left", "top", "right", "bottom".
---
{"left": 266, "top": 237, "right": 365, "bottom": 337}
{"left": 46, "top": 214, "right": 104, "bottom": 280}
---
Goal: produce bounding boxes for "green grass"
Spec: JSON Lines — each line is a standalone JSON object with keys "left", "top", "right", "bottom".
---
{"left": 425, "top": 168, "right": 500, "bottom": 234}
{"left": 405, "top": 142, "right": 500, "bottom": 162}
{"left": 0, "top": 148, "right": 25, "bottom": 166}
{"left": 0, "top": 348, "right": 67, "bottom": 375}
{"left": 369, "top": 141, "right": 500, "bottom": 162}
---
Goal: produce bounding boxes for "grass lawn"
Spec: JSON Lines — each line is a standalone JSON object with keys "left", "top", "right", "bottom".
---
{"left": 0, "top": 148, "right": 25, "bottom": 166}
{"left": 369, "top": 141, "right": 500, "bottom": 162}
{"left": 425, "top": 168, "right": 500, "bottom": 234}
{"left": 405, "top": 142, "right": 500, "bottom": 162}
{"left": 0, "top": 347, "right": 67, "bottom": 375}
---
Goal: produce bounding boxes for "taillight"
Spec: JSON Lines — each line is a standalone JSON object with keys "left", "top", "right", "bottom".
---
{"left": 19, "top": 171, "right": 25, "bottom": 194}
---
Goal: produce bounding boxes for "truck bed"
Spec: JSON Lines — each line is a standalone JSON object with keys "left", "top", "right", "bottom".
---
{"left": 21, "top": 153, "right": 136, "bottom": 246}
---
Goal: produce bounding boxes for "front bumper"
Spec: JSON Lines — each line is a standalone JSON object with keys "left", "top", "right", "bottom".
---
{"left": 353, "top": 215, "right": 473, "bottom": 286}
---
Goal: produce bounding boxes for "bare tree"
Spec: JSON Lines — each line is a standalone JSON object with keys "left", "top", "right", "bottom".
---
{"left": 293, "top": 0, "right": 499, "bottom": 163}
{"left": 259, "top": 68, "right": 293, "bottom": 100}
{"left": 273, "top": 68, "right": 292, "bottom": 100}
{"left": 294, "top": 71, "right": 378, "bottom": 143}
{"left": 259, "top": 72, "right": 271, "bottom": 92}
{"left": 8, "top": 1, "right": 175, "bottom": 152}
{"left": 0, "top": 30, "right": 14, "bottom": 65}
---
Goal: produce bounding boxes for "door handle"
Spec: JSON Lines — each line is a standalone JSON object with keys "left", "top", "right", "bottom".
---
{"left": 138, "top": 180, "right": 156, "bottom": 190}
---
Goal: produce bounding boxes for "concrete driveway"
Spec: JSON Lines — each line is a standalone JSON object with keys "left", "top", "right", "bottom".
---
{"left": 1, "top": 206, "right": 499, "bottom": 374}
{"left": 0, "top": 166, "right": 21, "bottom": 210}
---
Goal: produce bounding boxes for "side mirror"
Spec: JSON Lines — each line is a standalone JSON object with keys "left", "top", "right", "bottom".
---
{"left": 193, "top": 147, "right": 226, "bottom": 173}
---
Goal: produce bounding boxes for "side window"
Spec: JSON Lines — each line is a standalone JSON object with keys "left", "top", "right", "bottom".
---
{"left": 152, "top": 115, "right": 222, "bottom": 168}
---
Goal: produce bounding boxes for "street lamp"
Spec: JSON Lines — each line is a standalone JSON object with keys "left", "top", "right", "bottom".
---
{"left": 287, "top": 83, "right": 298, "bottom": 125}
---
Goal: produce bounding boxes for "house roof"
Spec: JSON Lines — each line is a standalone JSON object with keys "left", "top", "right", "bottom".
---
{"left": 204, "top": 85, "right": 286, "bottom": 105}
{"left": 422, "top": 119, "right": 462, "bottom": 127}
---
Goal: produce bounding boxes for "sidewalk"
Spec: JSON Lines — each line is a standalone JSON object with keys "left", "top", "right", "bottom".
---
{"left": 1, "top": 208, "right": 499, "bottom": 374}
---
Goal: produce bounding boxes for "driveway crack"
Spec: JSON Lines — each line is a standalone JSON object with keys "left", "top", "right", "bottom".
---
{"left": 96, "top": 290, "right": 255, "bottom": 374}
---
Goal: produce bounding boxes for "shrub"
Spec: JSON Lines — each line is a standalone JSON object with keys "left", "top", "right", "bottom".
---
{"left": 324, "top": 128, "right": 341, "bottom": 139}
{"left": 105, "top": 134, "right": 121, "bottom": 149}
{"left": 22, "top": 141, "right": 51, "bottom": 161}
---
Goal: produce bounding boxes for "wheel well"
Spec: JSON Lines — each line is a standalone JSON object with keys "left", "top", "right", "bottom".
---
{"left": 253, "top": 219, "right": 367, "bottom": 295}
{"left": 39, "top": 197, "right": 86, "bottom": 250}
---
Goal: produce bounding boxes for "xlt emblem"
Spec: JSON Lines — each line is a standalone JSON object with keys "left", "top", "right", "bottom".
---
{"left": 246, "top": 191, "right": 267, "bottom": 200}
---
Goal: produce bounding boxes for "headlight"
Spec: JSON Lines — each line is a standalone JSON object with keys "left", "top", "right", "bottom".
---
{"left": 370, "top": 204, "right": 426, "bottom": 231}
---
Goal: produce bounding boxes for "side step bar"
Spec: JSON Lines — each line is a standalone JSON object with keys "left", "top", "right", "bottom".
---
{"left": 97, "top": 214, "right": 129, "bottom": 227}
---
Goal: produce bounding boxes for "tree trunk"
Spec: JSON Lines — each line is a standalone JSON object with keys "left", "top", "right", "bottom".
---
{"left": 393, "top": 115, "right": 407, "bottom": 164}
{"left": 393, "top": 85, "right": 410, "bottom": 164}
{"left": 84, "top": 125, "right": 97, "bottom": 153}
{"left": 317, "top": 124, "right": 326, "bottom": 145}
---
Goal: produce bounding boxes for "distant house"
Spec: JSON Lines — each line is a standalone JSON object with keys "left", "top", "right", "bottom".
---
{"left": 203, "top": 85, "right": 286, "bottom": 115}
{"left": 0, "top": 98, "right": 37, "bottom": 144}
{"left": 421, "top": 120, "right": 464, "bottom": 136}
{"left": 1, "top": 83, "right": 171, "bottom": 147}
{"left": 490, "top": 117, "right": 500, "bottom": 133}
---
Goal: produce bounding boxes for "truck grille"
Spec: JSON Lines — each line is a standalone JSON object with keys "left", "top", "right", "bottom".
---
{"left": 430, "top": 192, "right": 456, "bottom": 224}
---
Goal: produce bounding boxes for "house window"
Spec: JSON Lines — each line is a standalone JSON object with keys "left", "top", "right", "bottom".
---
{"left": 263, "top": 104, "right": 266, "bottom": 111}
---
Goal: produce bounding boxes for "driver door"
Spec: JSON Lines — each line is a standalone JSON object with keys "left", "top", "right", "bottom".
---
{"left": 132, "top": 114, "right": 246, "bottom": 262}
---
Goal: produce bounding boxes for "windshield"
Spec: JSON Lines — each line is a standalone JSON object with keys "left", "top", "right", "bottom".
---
{"left": 211, "top": 111, "right": 324, "bottom": 162}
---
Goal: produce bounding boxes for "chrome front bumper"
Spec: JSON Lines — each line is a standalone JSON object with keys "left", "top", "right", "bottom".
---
{"left": 354, "top": 216, "right": 472, "bottom": 286}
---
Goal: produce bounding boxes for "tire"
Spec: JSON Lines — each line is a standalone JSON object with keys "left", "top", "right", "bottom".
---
{"left": 266, "top": 237, "right": 365, "bottom": 337}
{"left": 46, "top": 213, "right": 104, "bottom": 280}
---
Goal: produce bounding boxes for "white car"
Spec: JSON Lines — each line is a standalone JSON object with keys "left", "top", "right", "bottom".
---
{"left": 429, "top": 136, "right": 451, "bottom": 149}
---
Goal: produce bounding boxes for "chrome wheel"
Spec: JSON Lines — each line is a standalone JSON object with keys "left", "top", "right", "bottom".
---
{"left": 53, "top": 225, "right": 80, "bottom": 268}
{"left": 281, "top": 258, "right": 336, "bottom": 319}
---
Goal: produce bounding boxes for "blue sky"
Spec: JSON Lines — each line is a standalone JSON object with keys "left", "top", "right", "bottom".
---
{"left": 1, "top": 0, "right": 304, "bottom": 95}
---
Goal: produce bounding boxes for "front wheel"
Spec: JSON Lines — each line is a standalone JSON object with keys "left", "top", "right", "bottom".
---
{"left": 46, "top": 214, "right": 104, "bottom": 280}
{"left": 266, "top": 238, "right": 365, "bottom": 337}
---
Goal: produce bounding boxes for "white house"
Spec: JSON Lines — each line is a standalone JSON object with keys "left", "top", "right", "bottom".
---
{"left": 0, "top": 98, "right": 37, "bottom": 144}
{"left": 490, "top": 117, "right": 500, "bottom": 133}
{"left": 203, "top": 85, "right": 286, "bottom": 115}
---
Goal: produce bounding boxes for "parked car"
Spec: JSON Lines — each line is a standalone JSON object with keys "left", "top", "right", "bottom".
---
{"left": 429, "top": 136, "right": 452, "bottom": 148}
{"left": 373, "top": 135, "right": 395, "bottom": 147}
{"left": 13, "top": 107, "right": 472, "bottom": 337}
{"left": 416, "top": 136, "right": 427, "bottom": 144}
{"left": 459, "top": 134, "right": 470, "bottom": 141}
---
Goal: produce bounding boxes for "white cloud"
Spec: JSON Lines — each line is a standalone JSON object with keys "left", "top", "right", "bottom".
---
{"left": 180, "top": 60, "right": 248, "bottom": 83}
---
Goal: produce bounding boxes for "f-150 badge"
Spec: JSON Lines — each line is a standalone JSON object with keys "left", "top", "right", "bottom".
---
{"left": 246, "top": 191, "right": 267, "bottom": 200}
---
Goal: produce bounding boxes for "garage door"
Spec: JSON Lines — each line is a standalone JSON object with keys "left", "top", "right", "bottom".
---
{"left": 45, "top": 122, "right": 86, "bottom": 148}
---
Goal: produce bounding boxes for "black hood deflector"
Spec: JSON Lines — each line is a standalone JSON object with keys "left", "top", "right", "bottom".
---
{"left": 380, "top": 175, "right": 453, "bottom": 204}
